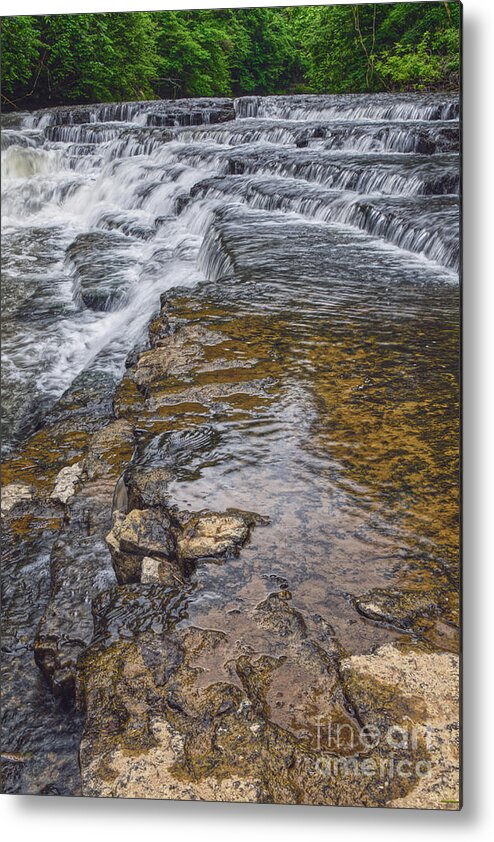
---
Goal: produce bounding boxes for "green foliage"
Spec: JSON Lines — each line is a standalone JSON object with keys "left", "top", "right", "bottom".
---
{"left": 103, "top": 13, "right": 159, "bottom": 99}
{"left": 152, "top": 10, "right": 235, "bottom": 97}
{"left": 230, "top": 8, "right": 297, "bottom": 95}
{"left": 35, "top": 13, "right": 159, "bottom": 103}
{"left": 151, "top": 8, "right": 296, "bottom": 98}
{"left": 291, "top": 4, "right": 380, "bottom": 92}
{"left": 291, "top": 2, "right": 460, "bottom": 93}
{"left": 0, "top": 16, "right": 41, "bottom": 99}
{"left": 1, "top": 12, "right": 159, "bottom": 105}
{"left": 374, "top": 2, "right": 461, "bottom": 89}
{"left": 36, "top": 15, "right": 116, "bottom": 102}
{"left": 0, "top": 4, "right": 461, "bottom": 109}
{"left": 376, "top": 32, "right": 445, "bottom": 89}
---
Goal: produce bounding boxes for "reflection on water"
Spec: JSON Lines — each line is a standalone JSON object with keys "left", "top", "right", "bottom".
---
{"left": 143, "top": 255, "right": 459, "bottom": 672}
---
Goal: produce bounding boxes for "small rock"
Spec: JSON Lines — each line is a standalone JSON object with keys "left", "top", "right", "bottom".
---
{"left": 50, "top": 462, "right": 83, "bottom": 504}
{"left": 1, "top": 483, "right": 33, "bottom": 513}
{"left": 177, "top": 508, "right": 267, "bottom": 563}
{"left": 141, "top": 556, "right": 184, "bottom": 587}
{"left": 140, "top": 556, "right": 162, "bottom": 583}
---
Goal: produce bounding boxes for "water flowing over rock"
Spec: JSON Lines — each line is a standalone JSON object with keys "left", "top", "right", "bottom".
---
{"left": 1, "top": 92, "right": 459, "bottom": 805}
{"left": 2, "top": 92, "right": 459, "bottom": 452}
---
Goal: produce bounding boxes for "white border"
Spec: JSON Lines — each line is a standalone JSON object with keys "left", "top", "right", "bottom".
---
{"left": 1, "top": 0, "right": 493, "bottom": 836}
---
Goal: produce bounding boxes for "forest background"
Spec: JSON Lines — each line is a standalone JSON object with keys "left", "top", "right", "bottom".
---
{"left": 1, "top": 3, "right": 461, "bottom": 109}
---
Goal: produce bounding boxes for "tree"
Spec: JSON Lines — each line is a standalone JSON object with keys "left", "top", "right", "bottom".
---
{"left": 150, "top": 10, "right": 231, "bottom": 97}
{"left": 291, "top": 2, "right": 460, "bottom": 93}
{"left": 0, "top": 16, "right": 41, "bottom": 101}
{"left": 229, "top": 8, "right": 296, "bottom": 95}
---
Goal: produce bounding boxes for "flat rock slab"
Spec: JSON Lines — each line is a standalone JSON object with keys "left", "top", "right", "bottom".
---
{"left": 341, "top": 644, "right": 460, "bottom": 810}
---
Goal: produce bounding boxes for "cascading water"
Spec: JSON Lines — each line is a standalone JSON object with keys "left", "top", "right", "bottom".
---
{"left": 1, "top": 93, "right": 459, "bottom": 452}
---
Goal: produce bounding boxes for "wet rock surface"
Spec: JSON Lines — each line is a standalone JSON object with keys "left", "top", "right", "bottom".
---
{"left": 77, "top": 590, "right": 430, "bottom": 805}
{"left": 27, "top": 97, "right": 236, "bottom": 128}
{"left": 67, "top": 231, "right": 138, "bottom": 312}
{"left": 34, "top": 535, "right": 116, "bottom": 702}
{"left": 0, "top": 274, "right": 460, "bottom": 804}
{"left": 106, "top": 504, "right": 265, "bottom": 583}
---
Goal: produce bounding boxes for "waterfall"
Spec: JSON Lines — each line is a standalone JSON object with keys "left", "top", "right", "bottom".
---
{"left": 1, "top": 92, "right": 459, "bottom": 453}
{"left": 233, "top": 92, "right": 460, "bottom": 121}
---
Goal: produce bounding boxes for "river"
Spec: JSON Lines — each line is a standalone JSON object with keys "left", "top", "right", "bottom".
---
{"left": 1, "top": 93, "right": 460, "bottom": 800}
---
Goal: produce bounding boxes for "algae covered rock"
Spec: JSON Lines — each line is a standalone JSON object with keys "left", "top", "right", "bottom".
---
{"left": 354, "top": 587, "right": 441, "bottom": 631}
{"left": 76, "top": 589, "right": 432, "bottom": 806}
{"left": 132, "top": 323, "right": 223, "bottom": 387}
{"left": 82, "top": 419, "right": 134, "bottom": 482}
